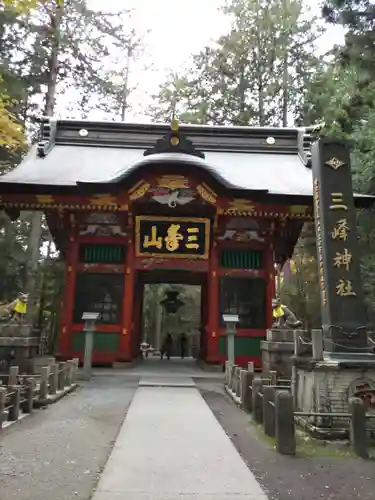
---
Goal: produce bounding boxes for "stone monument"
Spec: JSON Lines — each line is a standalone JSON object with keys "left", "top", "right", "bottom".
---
{"left": 294, "top": 138, "right": 375, "bottom": 437}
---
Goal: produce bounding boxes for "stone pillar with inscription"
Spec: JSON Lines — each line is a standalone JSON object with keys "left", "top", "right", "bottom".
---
{"left": 294, "top": 139, "right": 375, "bottom": 438}
{"left": 312, "top": 139, "right": 371, "bottom": 359}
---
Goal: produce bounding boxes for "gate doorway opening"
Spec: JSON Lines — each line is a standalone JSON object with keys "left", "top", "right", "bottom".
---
{"left": 134, "top": 270, "right": 206, "bottom": 362}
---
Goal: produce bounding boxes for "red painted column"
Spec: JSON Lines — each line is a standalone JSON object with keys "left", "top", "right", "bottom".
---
{"left": 206, "top": 238, "right": 220, "bottom": 364}
{"left": 59, "top": 231, "right": 79, "bottom": 359}
{"left": 119, "top": 222, "right": 135, "bottom": 362}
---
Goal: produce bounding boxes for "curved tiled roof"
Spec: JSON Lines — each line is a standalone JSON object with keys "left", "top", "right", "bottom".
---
{"left": 0, "top": 118, "right": 373, "bottom": 204}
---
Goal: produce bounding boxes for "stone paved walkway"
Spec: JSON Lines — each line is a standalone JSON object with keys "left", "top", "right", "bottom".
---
{"left": 92, "top": 379, "right": 268, "bottom": 500}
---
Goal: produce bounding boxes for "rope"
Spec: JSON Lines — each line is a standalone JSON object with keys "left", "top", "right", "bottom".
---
{"left": 299, "top": 336, "right": 312, "bottom": 345}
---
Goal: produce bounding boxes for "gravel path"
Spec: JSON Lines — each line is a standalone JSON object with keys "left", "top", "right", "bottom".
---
{"left": 199, "top": 384, "right": 375, "bottom": 500}
{"left": 0, "top": 377, "right": 137, "bottom": 500}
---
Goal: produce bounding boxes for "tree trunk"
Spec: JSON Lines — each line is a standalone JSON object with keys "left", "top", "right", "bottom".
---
{"left": 121, "top": 46, "right": 132, "bottom": 121}
{"left": 282, "top": 49, "right": 289, "bottom": 127}
{"left": 25, "top": 0, "right": 63, "bottom": 323}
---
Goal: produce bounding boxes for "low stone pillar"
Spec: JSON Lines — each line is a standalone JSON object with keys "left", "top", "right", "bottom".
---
{"left": 0, "top": 387, "right": 6, "bottom": 428}
{"left": 252, "top": 378, "right": 263, "bottom": 424}
{"left": 50, "top": 364, "right": 58, "bottom": 395}
{"left": 65, "top": 360, "right": 73, "bottom": 386}
{"left": 235, "top": 367, "right": 241, "bottom": 397}
{"left": 269, "top": 370, "right": 277, "bottom": 386}
{"left": 275, "top": 391, "right": 296, "bottom": 455}
{"left": 8, "top": 366, "right": 19, "bottom": 386}
{"left": 224, "top": 361, "right": 230, "bottom": 385}
{"left": 8, "top": 386, "right": 20, "bottom": 421}
{"left": 349, "top": 397, "right": 368, "bottom": 459}
{"left": 311, "top": 329, "right": 323, "bottom": 360}
{"left": 263, "top": 386, "right": 276, "bottom": 437}
{"left": 72, "top": 358, "right": 79, "bottom": 383}
{"left": 22, "top": 378, "right": 35, "bottom": 414}
{"left": 291, "top": 365, "right": 297, "bottom": 409}
{"left": 241, "top": 371, "right": 254, "bottom": 412}
{"left": 58, "top": 362, "right": 66, "bottom": 391}
{"left": 39, "top": 366, "right": 50, "bottom": 401}
{"left": 248, "top": 362, "right": 254, "bottom": 373}
{"left": 230, "top": 364, "right": 237, "bottom": 392}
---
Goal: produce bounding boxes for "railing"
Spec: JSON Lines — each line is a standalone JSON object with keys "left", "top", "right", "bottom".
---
{"left": 224, "top": 361, "right": 374, "bottom": 458}
{"left": 0, "top": 358, "right": 79, "bottom": 430}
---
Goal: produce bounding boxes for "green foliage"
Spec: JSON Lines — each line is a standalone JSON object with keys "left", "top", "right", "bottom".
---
{"left": 0, "top": 1, "right": 144, "bottom": 343}
{"left": 280, "top": 224, "right": 321, "bottom": 329}
{"left": 150, "top": 0, "right": 321, "bottom": 126}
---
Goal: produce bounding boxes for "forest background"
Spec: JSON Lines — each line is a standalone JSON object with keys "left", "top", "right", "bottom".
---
{"left": 1, "top": 0, "right": 374, "bottom": 351}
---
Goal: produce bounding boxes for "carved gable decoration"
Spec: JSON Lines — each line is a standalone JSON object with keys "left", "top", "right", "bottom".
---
{"left": 148, "top": 175, "right": 195, "bottom": 207}
{"left": 143, "top": 120, "right": 205, "bottom": 159}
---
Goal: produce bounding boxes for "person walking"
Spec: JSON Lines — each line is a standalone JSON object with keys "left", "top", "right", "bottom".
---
{"left": 161, "top": 333, "right": 173, "bottom": 360}
{"left": 179, "top": 332, "right": 187, "bottom": 359}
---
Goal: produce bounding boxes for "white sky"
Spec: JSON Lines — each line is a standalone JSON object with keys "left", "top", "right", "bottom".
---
{"left": 57, "top": 0, "right": 345, "bottom": 122}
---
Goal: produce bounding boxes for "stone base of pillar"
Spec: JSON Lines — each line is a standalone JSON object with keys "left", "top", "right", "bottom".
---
{"left": 0, "top": 324, "right": 40, "bottom": 372}
{"left": 295, "top": 356, "right": 375, "bottom": 439}
{"left": 261, "top": 329, "right": 309, "bottom": 378}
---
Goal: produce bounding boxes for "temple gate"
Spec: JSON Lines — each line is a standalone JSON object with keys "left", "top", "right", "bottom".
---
{"left": 1, "top": 119, "right": 373, "bottom": 368}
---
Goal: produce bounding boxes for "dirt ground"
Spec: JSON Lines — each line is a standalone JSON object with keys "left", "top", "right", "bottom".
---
{"left": 199, "top": 384, "right": 375, "bottom": 500}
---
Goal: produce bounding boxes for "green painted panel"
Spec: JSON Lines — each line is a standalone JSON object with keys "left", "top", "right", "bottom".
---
{"left": 72, "top": 332, "right": 120, "bottom": 353}
{"left": 219, "top": 336, "right": 265, "bottom": 356}
{"left": 220, "top": 249, "right": 263, "bottom": 270}
{"left": 79, "top": 244, "right": 126, "bottom": 264}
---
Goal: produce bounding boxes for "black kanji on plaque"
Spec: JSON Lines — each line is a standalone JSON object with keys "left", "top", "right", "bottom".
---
{"left": 312, "top": 139, "right": 369, "bottom": 353}
{"left": 135, "top": 216, "right": 211, "bottom": 259}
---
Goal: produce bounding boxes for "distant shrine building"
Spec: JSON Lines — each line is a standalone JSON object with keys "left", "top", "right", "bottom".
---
{"left": 0, "top": 119, "right": 373, "bottom": 367}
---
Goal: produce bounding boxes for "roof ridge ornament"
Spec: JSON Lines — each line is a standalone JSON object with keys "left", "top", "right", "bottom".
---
{"left": 143, "top": 119, "right": 205, "bottom": 159}
{"left": 37, "top": 116, "right": 57, "bottom": 158}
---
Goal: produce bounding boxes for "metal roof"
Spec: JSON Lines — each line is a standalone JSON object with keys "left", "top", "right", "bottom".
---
{"left": 0, "top": 118, "right": 372, "bottom": 203}
{"left": 0, "top": 146, "right": 313, "bottom": 196}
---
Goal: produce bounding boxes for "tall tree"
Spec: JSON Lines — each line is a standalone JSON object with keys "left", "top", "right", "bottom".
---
{"left": 0, "top": 0, "right": 144, "bottom": 321}
{"left": 150, "top": 0, "right": 322, "bottom": 126}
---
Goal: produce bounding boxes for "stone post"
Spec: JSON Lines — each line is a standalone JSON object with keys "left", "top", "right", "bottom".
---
{"left": 65, "top": 360, "right": 73, "bottom": 386}
{"left": 275, "top": 391, "right": 296, "bottom": 455}
{"left": 230, "top": 364, "right": 237, "bottom": 392}
{"left": 224, "top": 361, "right": 230, "bottom": 385}
{"left": 58, "top": 362, "right": 66, "bottom": 391}
{"left": 50, "top": 364, "right": 58, "bottom": 395}
{"left": 241, "top": 371, "right": 254, "bottom": 412}
{"left": 8, "top": 366, "right": 19, "bottom": 386}
{"left": 263, "top": 386, "right": 276, "bottom": 437}
{"left": 311, "top": 329, "right": 323, "bottom": 360}
{"left": 252, "top": 378, "right": 263, "bottom": 424}
{"left": 0, "top": 387, "right": 6, "bottom": 428}
{"left": 8, "top": 386, "right": 20, "bottom": 421}
{"left": 235, "top": 367, "right": 241, "bottom": 397}
{"left": 39, "top": 366, "right": 50, "bottom": 401}
{"left": 22, "top": 378, "right": 35, "bottom": 414}
{"left": 72, "top": 358, "right": 79, "bottom": 383}
{"left": 291, "top": 365, "right": 297, "bottom": 409}
{"left": 248, "top": 361, "right": 254, "bottom": 373}
{"left": 349, "top": 397, "right": 368, "bottom": 459}
{"left": 83, "top": 330, "right": 94, "bottom": 380}
{"left": 269, "top": 370, "right": 277, "bottom": 386}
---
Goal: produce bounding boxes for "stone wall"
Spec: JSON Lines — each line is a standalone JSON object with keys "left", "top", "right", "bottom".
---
{"left": 296, "top": 363, "right": 375, "bottom": 433}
